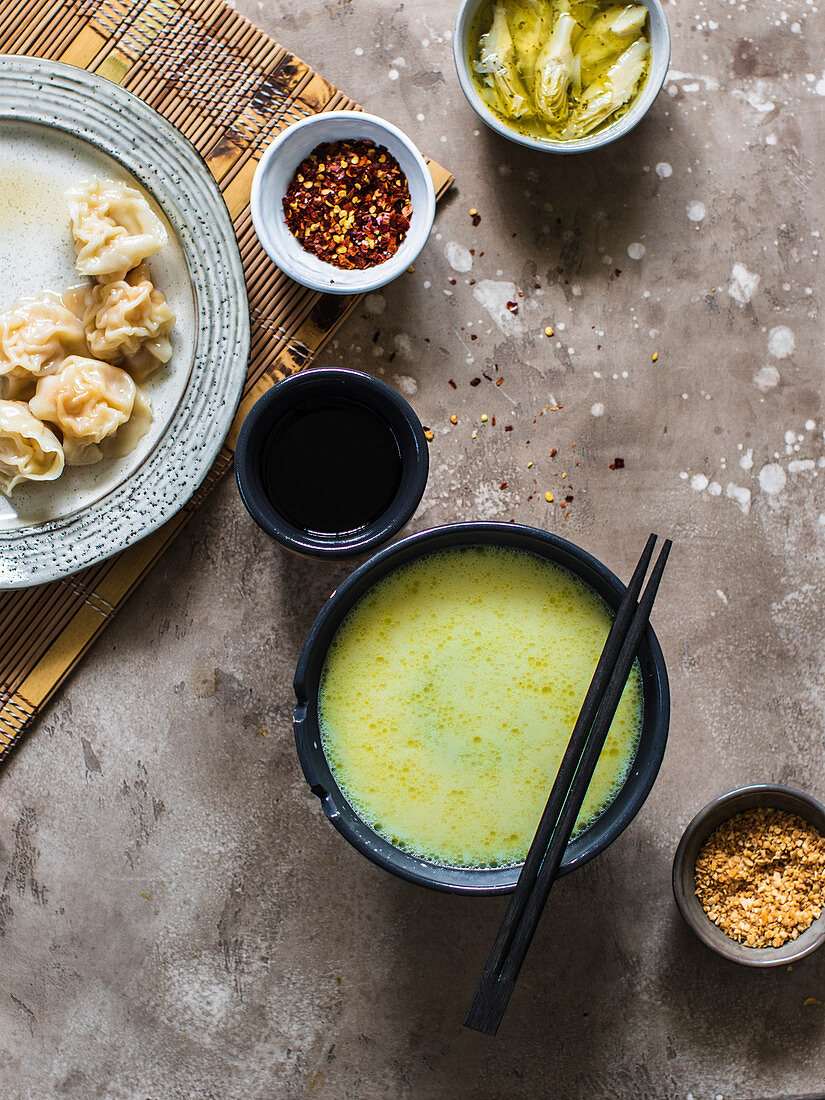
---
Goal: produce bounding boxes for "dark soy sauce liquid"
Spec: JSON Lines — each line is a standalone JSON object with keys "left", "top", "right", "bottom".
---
{"left": 263, "top": 398, "right": 403, "bottom": 535}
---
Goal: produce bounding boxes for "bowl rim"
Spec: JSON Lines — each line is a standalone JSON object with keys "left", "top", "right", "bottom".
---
{"left": 235, "top": 367, "right": 430, "bottom": 559}
{"left": 672, "top": 783, "right": 825, "bottom": 967}
{"left": 293, "top": 520, "right": 671, "bottom": 894}
{"left": 451, "top": 0, "right": 672, "bottom": 155}
{"left": 249, "top": 110, "right": 436, "bottom": 294}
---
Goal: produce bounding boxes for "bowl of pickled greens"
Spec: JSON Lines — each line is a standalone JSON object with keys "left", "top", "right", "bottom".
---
{"left": 453, "top": 0, "right": 671, "bottom": 151}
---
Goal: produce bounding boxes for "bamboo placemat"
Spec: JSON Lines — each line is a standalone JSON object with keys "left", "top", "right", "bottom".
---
{"left": 0, "top": 0, "right": 453, "bottom": 760}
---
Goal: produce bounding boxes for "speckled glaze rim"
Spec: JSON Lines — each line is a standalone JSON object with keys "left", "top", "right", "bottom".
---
{"left": 452, "top": 0, "right": 671, "bottom": 154}
{"left": 0, "top": 55, "right": 250, "bottom": 590}
{"left": 672, "top": 783, "right": 825, "bottom": 967}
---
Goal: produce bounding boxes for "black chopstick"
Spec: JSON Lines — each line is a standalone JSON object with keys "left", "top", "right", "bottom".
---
{"left": 464, "top": 534, "right": 672, "bottom": 1036}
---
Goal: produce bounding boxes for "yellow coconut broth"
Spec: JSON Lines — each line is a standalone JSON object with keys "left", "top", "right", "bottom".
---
{"left": 318, "top": 545, "right": 643, "bottom": 869}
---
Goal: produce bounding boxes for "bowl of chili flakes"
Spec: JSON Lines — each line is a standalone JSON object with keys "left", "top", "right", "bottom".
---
{"left": 251, "top": 111, "right": 436, "bottom": 295}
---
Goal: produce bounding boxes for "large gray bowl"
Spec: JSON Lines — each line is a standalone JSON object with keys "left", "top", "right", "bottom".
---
{"left": 452, "top": 0, "right": 672, "bottom": 154}
{"left": 293, "top": 522, "right": 670, "bottom": 894}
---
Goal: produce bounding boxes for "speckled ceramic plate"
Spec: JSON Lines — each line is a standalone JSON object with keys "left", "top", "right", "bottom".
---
{"left": 0, "top": 56, "right": 250, "bottom": 590}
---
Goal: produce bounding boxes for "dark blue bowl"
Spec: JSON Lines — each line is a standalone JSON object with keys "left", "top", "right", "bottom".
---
{"left": 294, "top": 522, "right": 670, "bottom": 894}
{"left": 235, "top": 368, "right": 429, "bottom": 559}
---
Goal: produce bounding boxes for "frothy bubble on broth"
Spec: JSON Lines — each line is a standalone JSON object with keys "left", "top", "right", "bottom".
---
{"left": 318, "top": 545, "right": 643, "bottom": 869}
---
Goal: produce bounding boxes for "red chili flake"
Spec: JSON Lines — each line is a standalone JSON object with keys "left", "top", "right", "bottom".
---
{"left": 283, "top": 139, "right": 412, "bottom": 270}
{"left": 550, "top": 448, "right": 558, "bottom": 458}
{"left": 505, "top": 301, "right": 519, "bottom": 314}
{"left": 471, "top": 212, "right": 482, "bottom": 227}
{"left": 469, "top": 279, "right": 476, "bottom": 285}
{"left": 491, "top": 416, "right": 496, "bottom": 426}
{"left": 614, "top": 268, "right": 622, "bottom": 277}
{"left": 565, "top": 494, "right": 574, "bottom": 502}
{"left": 450, "top": 278, "right": 457, "bottom": 285}
{"left": 479, "top": 251, "right": 485, "bottom": 257}
{"left": 470, "top": 334, "right": 478, "bottom": 341}
{"left": 499, "top": 481, "right": 508, "bottom": 490}
{"left": 495, "top": 377, "right": 503, "bottom": 386}
{"left": 448, "top": 379, "right": 457, "bottom": 389}
{"left": 504, "top": 424, "right": 513, "bottom": 431}
{"left": 517, "top": 291, "right": 524, "bottom": 298}
{"left": 470, "top": 377, "right": 481, "bottom": 386}
{"left": 609, "top": 457, "right": 626, "bottom": 470}
{"left": 483, "top": 372, "right": 493, "bottom": 381}
{"left": 596, "top": 345, "right": 602, "bottom": 350}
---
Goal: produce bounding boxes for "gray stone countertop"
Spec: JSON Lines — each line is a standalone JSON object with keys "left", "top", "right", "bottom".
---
{"left": 2, "top": 0, "right": 825, "bottom": 1097}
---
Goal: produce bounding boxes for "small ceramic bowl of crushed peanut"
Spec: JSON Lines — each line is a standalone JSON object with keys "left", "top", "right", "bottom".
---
{"left": 672, "top": 783, "right": 825, "bottom": 967}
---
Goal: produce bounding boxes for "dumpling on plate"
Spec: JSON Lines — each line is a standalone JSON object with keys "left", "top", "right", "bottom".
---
{"left": 66, "top": 177, "right": 168, "bottom": 281}
{"left": 0, "top": 398, "right": 65, "bottom": 494}
{"left": 29, "top": 355, "right": 152, "bottom": 466}
{"left": 0, "top": 291, "right": 87, "bottom": 399}
{"left": 81, "top": 265, "right": 175, "bottom": 381}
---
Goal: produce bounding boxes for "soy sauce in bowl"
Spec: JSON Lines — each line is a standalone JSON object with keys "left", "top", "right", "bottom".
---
{"left": 262, "top": 398, "right": 402, "bottom": 536}
{"left": 235, "top": 368, "right": 429, "bottom": 560}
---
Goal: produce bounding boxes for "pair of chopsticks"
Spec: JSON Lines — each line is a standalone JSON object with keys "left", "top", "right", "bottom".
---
{"left": 464, "top": 533, "right": 672, "bottom": 1037}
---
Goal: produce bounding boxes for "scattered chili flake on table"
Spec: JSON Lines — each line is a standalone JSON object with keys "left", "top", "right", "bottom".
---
{"left": 470, "top": 377, "right": 481, "bottom": 387}
{"left": 694, "top": 808, "right": 825, "bottom": 948}
{"left": 609, "top": 457, "right": 625, "bottom": 470}
{"left": 282, "top": 139, "right": 412, "bottom": 270}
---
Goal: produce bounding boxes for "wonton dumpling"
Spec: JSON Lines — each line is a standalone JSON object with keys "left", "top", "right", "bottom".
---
{"left": 0, "top": 292, "right": 87, "bottom": 399}
{"left": 66, "top": 178, "right": 168, "bottom": 281}
{"left": 29, "top": 356, "right": 151, "bottom": 466}
{"left": 0, "top": 399, "right": 64, "bottom": 494}
{"left": 82, "top": 265, "right": 175, "bottom": 381}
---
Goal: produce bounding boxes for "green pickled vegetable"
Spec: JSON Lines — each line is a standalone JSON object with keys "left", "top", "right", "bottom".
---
{"left": 568, "top": 37, "right": 649, "bottom": 136}
{"left": 505, "top": 0, "right": 552, "bottom": 85}
{"left": 533, "top": 10, "right": 579, "bottom": 123}
{"left": 575, "top": 4, "right": 648, "bottom": 85}
{"left": 474, "top": 3, "right": 533, "bottom": 119}
{"left": 469, "top": 0, "right": 651, "bottom": 142}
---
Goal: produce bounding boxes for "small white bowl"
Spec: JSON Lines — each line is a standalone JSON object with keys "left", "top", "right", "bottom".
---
{"left": 251, "top": 111, "right": 436, "bottom": 295}
{"left": 452, "top": 0, "right": 671, "bottom": 154}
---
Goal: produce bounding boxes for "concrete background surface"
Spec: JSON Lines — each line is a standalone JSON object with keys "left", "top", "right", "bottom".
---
{"left": 2, "top": 0, "right": 825, "bottom": 1096}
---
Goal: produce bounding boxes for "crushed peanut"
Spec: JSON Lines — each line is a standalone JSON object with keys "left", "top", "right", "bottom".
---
{"left": 694, "top": 807, "right": 825, "bottom": 948}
